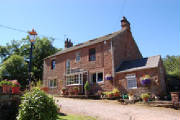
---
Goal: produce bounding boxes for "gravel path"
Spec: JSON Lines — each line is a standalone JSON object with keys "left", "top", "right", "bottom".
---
{"left": 54, "top": 97, "right": 180, "bottom": 120}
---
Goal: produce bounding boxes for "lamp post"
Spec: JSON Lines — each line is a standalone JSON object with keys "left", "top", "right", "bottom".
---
{"left": 28, "top": 29, "right": 37, "bottom": 89}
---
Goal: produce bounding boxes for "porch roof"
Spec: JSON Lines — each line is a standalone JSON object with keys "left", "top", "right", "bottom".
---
{"left": 116, "top": 55, "right": 161, "bottom": 73}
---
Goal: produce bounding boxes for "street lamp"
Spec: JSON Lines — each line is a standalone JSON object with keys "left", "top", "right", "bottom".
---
{"left": 28, "top": 29, "right": 37, "bottom": 88}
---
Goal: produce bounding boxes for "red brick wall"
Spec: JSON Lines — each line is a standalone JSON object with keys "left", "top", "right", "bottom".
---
{"left": 113, "top": 29, "right": 142, "bottom": 72}
{"left": 115, "top": 67, "right": 165, "bottom": 96}
{"left": 43, "top": 40, "right": 113, "bottom": 94}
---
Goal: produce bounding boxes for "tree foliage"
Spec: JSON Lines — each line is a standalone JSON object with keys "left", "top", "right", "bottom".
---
{"left": 163, "top": 55, "right": 180, "bottom": 78}
{"left": 0, "top": 55, "right": 28, "bottom": 88}
{"left": 0, "top": 37, "right": 60, "bottom": 87}
{"left": 163, "top": 55, "right": 180, "bottom": 92}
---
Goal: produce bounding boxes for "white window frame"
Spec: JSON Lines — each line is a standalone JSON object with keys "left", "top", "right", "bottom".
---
{"left": 126, "top": 74, "right": 137, "bottom": 89}
{"left": 75, "top": 52, "right": 81, "bottom": 62}
{"left": 66, "top": 59, "right": 70, "bottom": 74}
{"left": 66, "top": 73, "right": 83, "bottom": 86}
{"left": 91, "top": 72, "right": 104, "bottom": 83}
{"left": 48, "top": 79, "right": 57, "bottom": 88}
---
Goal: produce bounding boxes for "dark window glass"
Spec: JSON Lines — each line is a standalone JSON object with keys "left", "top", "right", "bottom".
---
{"left": 51, "top": 60, "right": 56, "bottom": 69}
{"left": 92, "top": 73, "right": 96, "bottom": 83}
{"left": 97, "top": 72, "right": 103, "bottom": 82}
{"left": 66, "top": 60, "right": 70, "bottom": 74}
{"left": 89, "top": 48, "right": 96, "bottom": 61}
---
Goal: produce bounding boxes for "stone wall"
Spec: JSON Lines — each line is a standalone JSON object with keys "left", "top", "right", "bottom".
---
{"left": 0, "top": 94, "right": 20, "bottom": 120}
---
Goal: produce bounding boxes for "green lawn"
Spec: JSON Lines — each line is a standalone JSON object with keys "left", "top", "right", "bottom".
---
{"left": 57, "top": 113, "right": 96, "bottom": 120}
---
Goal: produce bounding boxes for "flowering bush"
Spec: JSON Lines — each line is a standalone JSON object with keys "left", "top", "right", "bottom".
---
{"left": 17, "top": 88, "right": 58, "bottom": 120}
{"left": 141, "top": 93, "right": 150, "bottom": 102}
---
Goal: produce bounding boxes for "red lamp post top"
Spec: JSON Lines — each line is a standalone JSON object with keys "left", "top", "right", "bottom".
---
{"left": 28, "top": 29, "right": 38, "bottom": 43}
{"left": 28, "top": 29, "right": 37, "bottom": 35}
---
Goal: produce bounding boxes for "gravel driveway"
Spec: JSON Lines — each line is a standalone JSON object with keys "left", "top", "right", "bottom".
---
{"left": 54, "top": 97, "right": 180, "bottom": 120}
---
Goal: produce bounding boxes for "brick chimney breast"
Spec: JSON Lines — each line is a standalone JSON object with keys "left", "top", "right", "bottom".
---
{"left": 121, "top": 16, "right": 130, "bottom": 30}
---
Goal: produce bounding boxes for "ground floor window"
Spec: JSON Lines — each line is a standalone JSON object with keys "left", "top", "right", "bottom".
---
{"left": 66, "top": 74, "right": 83, "bottom": 86}
{"left": 126, "top": 74, "right": 137, "bottom": 89}
{"left": 49, "top": 79, "right": 57, "bottom": 88}
{"left": 91, "top": 72, "right": 103, "bottom": 83}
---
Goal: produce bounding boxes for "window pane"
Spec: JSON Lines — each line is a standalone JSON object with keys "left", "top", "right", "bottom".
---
{"left": 97, "top": 72, "right": 103, "bottom": 82}
{"left": 50, "top": 80, "right": 53, "bottom": 87}
{"left": 76, "top": 52, "right": 80, "bottom": 62}
{"left": 51, "top": 60, "right": 56, "bottom": 69}
{"left": 89, "top": 48, "right": 96, "bottom": 61}
{"left": 92, "top": 73, "right": 96, "bottom": 83}
{"left": 126, "top": 75, "right": 137, "bottom": 89}
{"left": 66, "top": 60, "right": 70, "bottom": 74}
{"left": 54, "top": 79, "right": 57, "bottom": 87}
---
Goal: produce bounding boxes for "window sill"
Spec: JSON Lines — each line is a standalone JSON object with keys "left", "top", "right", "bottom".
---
{"left": 66, "top": 84, "right": 83, "bottom": 86}
{"left": 49, "top": 87, "right": 57, "bottom": 89}
{"left": 127, "top": 87, "right": 137, "bottom": 89}
{"left": 96, "top": 81, "right": 104, "bottom": 84}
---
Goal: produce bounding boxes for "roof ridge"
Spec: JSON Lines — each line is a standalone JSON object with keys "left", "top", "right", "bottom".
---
{"left": 45, "top": 29, "right": 125, "bottom": 59}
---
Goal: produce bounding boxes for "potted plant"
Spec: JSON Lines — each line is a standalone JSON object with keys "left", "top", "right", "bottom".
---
{"left": 107, "top": 92, "right": 114, "bottom": 98}
{"left": 0, "top": 80, "right": 12, "bottom": 93}
{"left": 112, "top": 88, "right": 120, "bottom": 97}
{"left": 128, "top": 92, "right": 134, "bottom": 102}
{"left": 0, "top": 80, "right": 7, "bottom": 93}
{"left": 68, "top": 88, "right": 74, "bottom": 96}
{"left": 141, "top": 93, "right": 150, "bottom": 102}
{"left": 84, "top": 81, "right": 90, "bottom": 97}
{"left": 61, "top": 87, "right": 67, "bottom": 95}
{"left": 12, "top": 83, "right": 20, "bottom": 94}
{"left": 40, "top": 87, "right": 49, "bottom": 93}
{"left": 73, "top": 87, "right": 79, "bottom": 95}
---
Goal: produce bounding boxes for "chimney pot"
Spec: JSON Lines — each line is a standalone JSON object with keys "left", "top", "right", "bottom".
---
{"left": 121, "top": 16, "right": 130, "bottom": 30}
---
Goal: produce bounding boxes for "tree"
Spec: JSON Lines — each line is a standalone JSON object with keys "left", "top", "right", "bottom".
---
{"left": 0, "top": 55, "right": 28, "bottom": 88}
{"left": 163, "top": 55, "right": 180, "bottom": 78}
{"left": 0, "top": 37, "right": 60, "bottom": 86}
{"left": 32, "top": 37, "right": 60, "bottom": 80}
{"left": 163, "top": 55, "right": 180, "bottom": 92}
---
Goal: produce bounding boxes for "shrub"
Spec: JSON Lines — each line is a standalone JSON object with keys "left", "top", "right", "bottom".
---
{"left": 17, "top": 88, "right": 58, "bottom": 120}
{"left": 84, "top": 81, "right": 90, "bottom": 91}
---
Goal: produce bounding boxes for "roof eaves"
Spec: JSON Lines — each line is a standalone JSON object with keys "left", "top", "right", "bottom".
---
{"left": 44, "top": 29, "right": 124, "bottom": 60}
{"left": 116, "top": 66, "right": 158, "bottom": 74}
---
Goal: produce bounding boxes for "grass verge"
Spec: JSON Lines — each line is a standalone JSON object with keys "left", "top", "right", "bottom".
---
{"left": 57, "top": 113, "right": 96, "bottom": 120}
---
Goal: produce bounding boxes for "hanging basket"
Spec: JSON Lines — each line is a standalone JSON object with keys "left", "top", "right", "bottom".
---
{"left": 105, "top": 74, "right": 113, "bottom": 80}
{"left": 140, "top": 75, "right": 151, "bottom": 86}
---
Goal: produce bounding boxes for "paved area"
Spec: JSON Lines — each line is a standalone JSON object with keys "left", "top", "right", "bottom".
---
{"left": 54, "top": 97, "right": 180, "bottom": 120}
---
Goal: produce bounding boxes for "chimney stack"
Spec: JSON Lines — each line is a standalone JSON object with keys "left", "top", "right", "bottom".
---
{"left": 121, "top": 16, "right": 130, "bottom": 30}
{"left": 65, "top": 38, "right": 73, "bottom": 48}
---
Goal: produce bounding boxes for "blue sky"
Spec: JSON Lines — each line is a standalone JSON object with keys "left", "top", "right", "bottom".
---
{"left": 0, "top": 0, "right": 179, "bottom": 58}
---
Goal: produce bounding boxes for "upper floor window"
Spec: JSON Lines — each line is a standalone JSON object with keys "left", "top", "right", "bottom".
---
{"left": 126, "top": 74, "right": 137, "bottom": 89}
{"left": 89, "top": 48, "right": 96, "bottom": 61}
{"left": 51, "top": 60, "right": 56, "bottom": 69}
{"left": 49, "top": 79, "right": 57, "bottom": 88}
{"left": 66, "top": 60, "right": 70, "bottom": 74}
{"left": 76, "top": 52, "right": 80, "bottom": 62}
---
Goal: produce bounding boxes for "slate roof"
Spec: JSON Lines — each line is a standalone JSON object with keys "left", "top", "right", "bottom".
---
{"left": 45, "top": 29, "right": 126, "bottom": 59}
{"left": 116, "top": 55, "right": 161, "bottom": 73}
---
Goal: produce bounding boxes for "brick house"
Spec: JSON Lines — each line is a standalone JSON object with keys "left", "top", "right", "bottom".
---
{"left": 43, "top": 17, "right": 166, "bottom": 96}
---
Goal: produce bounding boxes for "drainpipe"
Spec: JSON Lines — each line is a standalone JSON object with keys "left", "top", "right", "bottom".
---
{"left": 111, "top": 39, "right": 115, "bottom": 88}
